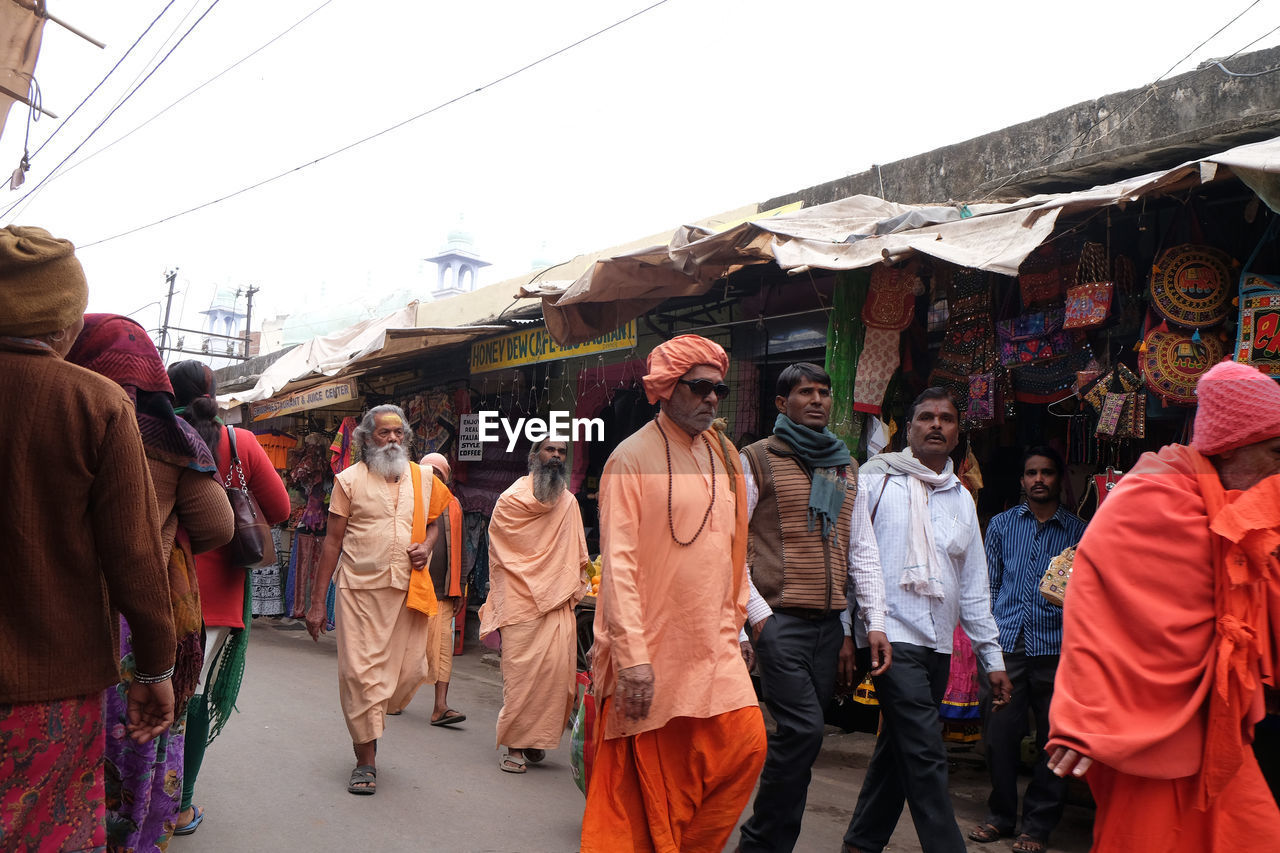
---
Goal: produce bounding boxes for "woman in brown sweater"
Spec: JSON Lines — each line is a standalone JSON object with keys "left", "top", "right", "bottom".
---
{"left": 68, "top": 314, "right": 234, "bottom": 850}
{"left": 0, "top": 227, "right": 177, "bottom": 851}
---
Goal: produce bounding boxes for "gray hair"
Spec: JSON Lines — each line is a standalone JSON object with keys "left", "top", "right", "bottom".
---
{"left": 355, "top": 404, "right": 411, "bottom": 451}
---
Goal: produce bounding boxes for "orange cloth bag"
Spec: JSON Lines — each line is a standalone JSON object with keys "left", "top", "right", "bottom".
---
{"left": 405, "top": 462, "right": 439, "bottom": 617}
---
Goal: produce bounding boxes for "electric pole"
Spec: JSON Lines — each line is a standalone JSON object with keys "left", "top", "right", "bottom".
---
{"left": 243, "top": 284, "right": 259, "bottom": 359}
{"left": 158, "top": 269, "right": 178, "bottom": 361}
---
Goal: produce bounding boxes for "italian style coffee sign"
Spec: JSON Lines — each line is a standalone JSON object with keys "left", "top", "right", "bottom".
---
{"left": 469, "top": 321, "right": 636, "bottom": 374}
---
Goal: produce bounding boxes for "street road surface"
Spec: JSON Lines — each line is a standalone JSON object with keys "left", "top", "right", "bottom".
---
{"left": 172, "top": 618, "right": 1093, "bottom": 852}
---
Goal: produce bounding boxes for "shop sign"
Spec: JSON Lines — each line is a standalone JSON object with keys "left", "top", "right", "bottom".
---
{"left": 458, "top": 413, "right": 483, "bottom": 461}
{"left": 469, "top": 321, "right": 636, "bottom": 374}
{"left": 250, "top": 379, "right": 358, "bottom": 422}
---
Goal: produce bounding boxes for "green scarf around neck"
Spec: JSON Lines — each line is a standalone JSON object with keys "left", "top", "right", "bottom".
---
{"left": 772, "top": 413, "right": 852, "bottom": 540}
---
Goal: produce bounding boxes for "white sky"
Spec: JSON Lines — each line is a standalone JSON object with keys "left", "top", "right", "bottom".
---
{"left": 2, "top": 0, "right": 1278, "bottom": 341}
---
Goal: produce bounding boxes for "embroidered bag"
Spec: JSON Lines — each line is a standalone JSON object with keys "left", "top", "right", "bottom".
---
{"left": 1234, "top": 218, "right": 1280, "bottom": 376}
{"left": 967, "top": 372, "right": 995, "bottom": 421}
{"left": 1039, "top": 546, "right": 1075, "bottom": 607}
{"left": 997, "top": 308, "right": 1082, "bottom": 367}
{"left": 1063, "top": 242, "right": 1113, "bottom": 330}
{"left": 1140, "top": 325, "right": 1226, "bottom": 405}
{"left": 1095, "top": 392, "right": 1130, "bottom": 438}
{"left": 1013, "top": 345, "right": 1094, "bottom": 403}
{"left": 1149, "top": 243, "right": 1234, "bottom": 329}
{"left": 1081, "top": 362, "right": 1141, "bottom": 413}
{"left": 1017, "top": 244, "right": 1065, "bottom": 309}
{"left": 863, "top": 265, "right": 919, "bottom": 330}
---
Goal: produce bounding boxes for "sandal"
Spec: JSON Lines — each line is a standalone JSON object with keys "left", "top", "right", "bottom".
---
{"left": 430, "top": 709, "right": 466, "bottom": 727}
{"left": 524, "top": 748, "right": 545, "bottom": 764}
{"left": 968, "top": 823, "right": 1007, "bottom": 843}
{"left": 348, "top": 764, "right": 377, "bottom": 795}
{"left": 499, "top": 751, "right": 527, "bottom": 774}
{"left": 1012, "top": 835, "right": 1047, "bottom": 853}
{"left": 173, "top": 806, "right": 204, "bottom": 836}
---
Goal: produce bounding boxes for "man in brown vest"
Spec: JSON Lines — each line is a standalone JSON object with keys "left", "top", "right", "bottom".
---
{"left": 736, "top": 362, "right": 891, "bottom": 853}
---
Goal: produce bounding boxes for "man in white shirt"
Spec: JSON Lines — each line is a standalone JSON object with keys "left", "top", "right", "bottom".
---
{"left": 843, "top": 387, "right": 1012, "bottom": 853}
{"left": 736, "top": 362, "right": 890, "bottom": 853}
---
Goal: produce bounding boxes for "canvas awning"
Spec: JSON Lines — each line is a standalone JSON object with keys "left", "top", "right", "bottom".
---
{"left": 537, "top": 136, "right": 1280, "bottom": 346}
{"left": 220, "top": 302, "right": 506, "bottom": 408}
{"left": 0, "top": 2, "right": 48, "bottom": 149}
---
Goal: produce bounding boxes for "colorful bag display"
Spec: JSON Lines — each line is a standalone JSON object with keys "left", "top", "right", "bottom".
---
{"left": 1140, "top": 326, "right": 1226, "bottom": 405}
{"left": 1081, "top": 362, "right": 1141, "bottom": 413}
{"left": 1234, "top": 219, "right": 1280, "bottom": 376}
{"left": 1149, "top": 243, "right": 1234, "bottom": 329}
{"left": 967, "top": 372, "right": 995, "bottom": 421}
{"left": 1012, "top": 345, "right": 1094, "bottom": 403}
{"left": 1016, "top": 243, "right": 1066, "bottom": 310}
{"left": 997, "top": 308, "right": 1084, "bottom": 367}
{"left": 1064, "top": 242, "right": 1113, "bottom": 330}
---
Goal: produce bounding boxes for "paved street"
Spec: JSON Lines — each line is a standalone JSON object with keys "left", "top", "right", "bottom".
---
{"left": 171, "top": 618, "right": 1095, "bottom": 852}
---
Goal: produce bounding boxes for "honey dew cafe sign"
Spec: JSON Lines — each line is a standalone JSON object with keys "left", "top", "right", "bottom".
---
{"left": 250, "top": 379, "right": 358, "bottom": 422}
{"left": 469, "top": 321, "right": 636, "bottom": 374}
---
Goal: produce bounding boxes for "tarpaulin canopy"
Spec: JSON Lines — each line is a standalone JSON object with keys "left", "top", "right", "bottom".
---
{"left": 537, "top": 135, "right": 1280, "bottom": 346}
{"left": 0, "top": 2, "right": 46, "bottom": 148}
{"left": 220, "top": 302, "right": 506, "bottom": 408}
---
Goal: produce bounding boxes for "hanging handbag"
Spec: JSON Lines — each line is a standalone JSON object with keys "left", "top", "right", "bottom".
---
{"left": 1063, "top": 242, "right": 1114, "bottom": 330}
{"left": 1149, "top": 243, "right": 1234, "bottom": 329}
{"left": 1234, "top": 218, "right": 1280, "bottom": 376}
{"left": 1039, "top": 546, "right": 1076, "bottom": 607}
{"left": 224, "top": 427, "right": 277, "bottom": 570}
{"left": 997, "top": 308, "right": 1083, "bottom": 367}
{"left": 1017, "top": 243, "right": 1065, "bottom": 309}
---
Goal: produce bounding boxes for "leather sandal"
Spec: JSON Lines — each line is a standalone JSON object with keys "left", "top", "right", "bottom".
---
{"left": 968, "top": 823, "right": 1007, "bottom": 843}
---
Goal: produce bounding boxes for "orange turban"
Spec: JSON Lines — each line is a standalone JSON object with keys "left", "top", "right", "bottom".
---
{"left": 642, "top": 334, "right": 729, "bottom": 404}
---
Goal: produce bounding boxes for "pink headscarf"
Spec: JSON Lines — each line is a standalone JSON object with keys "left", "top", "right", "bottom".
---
{"left": 1192, "top": 360, "right": 1280, "bottom": 455}
{"left": 641, "top": 334, "right": 729, "bottom": 404}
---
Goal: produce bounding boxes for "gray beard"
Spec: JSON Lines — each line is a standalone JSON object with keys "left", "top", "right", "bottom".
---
{"left": 530, "top": 459, "right": 567, "bottom": 503}
{"left": 366, "top": 442, "right": 409, "bottom": 479}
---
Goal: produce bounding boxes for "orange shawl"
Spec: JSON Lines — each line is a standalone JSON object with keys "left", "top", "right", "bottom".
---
{"left": 1048, "top": 444, "right": 1280, "bottom": 807}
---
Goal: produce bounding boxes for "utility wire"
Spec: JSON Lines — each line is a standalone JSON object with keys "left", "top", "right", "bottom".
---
{"left": 74, "top": 0, "right": 673, "bottom": 250}
{"left": 28, "top": 1, "right": 179, "bottom": 161}
{"left": 29, "top": 0, "right": 337, "bottom": 192}
{"left": 2, "top": 0, "right": 225, "bottom": 221}
{"left": 973, "top": 0, "right": 1273, "bottom": 201}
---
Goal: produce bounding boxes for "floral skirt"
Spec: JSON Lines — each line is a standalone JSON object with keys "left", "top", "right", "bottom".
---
{"left": 0, "top": 693, "right": 107, "bottom": 852}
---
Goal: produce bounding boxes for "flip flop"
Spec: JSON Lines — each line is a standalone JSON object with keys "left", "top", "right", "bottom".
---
{"left": 348, "top": 764, "right": 377, "bottom": 795}
{"left": 499, "top": 752, "right": 526, "bottom": 774}
{"left": 968, "top": 823, "right": 1007, "bottom": 843}
{"left": 430, "top": 709, "right": 466, "bottom": 726}
{"left": 1012, "top": 834, "right": 1047, "bottom": 853}
{"left": 174, "top": 806, "right": 204, "bottom": 836}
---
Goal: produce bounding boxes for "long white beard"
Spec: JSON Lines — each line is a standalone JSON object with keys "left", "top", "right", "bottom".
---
{"left": 366, "top": 441, "right": 409, "bottom": 479}
{"left": 531, "top": 458, "right": 567, "bottom": 503}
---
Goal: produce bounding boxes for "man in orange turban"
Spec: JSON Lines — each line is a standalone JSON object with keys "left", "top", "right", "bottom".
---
{"left": 581, "top": 334, "right": 766, "bottom": 853}
{"left": 1047, "top": 360, "right": 1280, "bottom": 851}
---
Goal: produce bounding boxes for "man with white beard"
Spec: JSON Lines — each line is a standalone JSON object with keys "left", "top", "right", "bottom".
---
{"left": 479, "top": 439, "right": 590, "bottom": 773}
{"left": 306, "top": 405, "right": 454, "bottom": 795}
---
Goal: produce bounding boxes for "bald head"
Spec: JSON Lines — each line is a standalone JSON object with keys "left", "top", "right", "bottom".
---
{"left": 420, "top": 452, "right": 451, "bottom": 483}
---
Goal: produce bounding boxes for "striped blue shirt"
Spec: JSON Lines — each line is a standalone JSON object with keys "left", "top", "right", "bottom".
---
{"left": 985, "top": 503, "right": 1087, "bottom": 657}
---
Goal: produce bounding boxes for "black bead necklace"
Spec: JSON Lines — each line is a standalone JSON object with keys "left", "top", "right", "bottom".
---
{"left": 655, "top": 416, "right": 716, "bottom": 546}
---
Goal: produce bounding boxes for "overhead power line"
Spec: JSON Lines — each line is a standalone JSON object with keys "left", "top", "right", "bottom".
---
{"left": 2, "top": 0, "right": 225, "bottom": 220}
{"left": 24, "top": 0, "right": 337, "bottom": 194}
{"left": 74, "top": 0, "right": 673, "bottom": 250}
{"left": 27, "top": 0, "right": 179, "bottom": 162}
{"left": 973, "top": 0, "right": 1274, "bottom": 201}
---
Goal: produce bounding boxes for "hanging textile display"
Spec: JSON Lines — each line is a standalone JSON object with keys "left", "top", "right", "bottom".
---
{"left": 853, "top": 265, "right": 918, "bottom": 416}
{"left": 1016, "top": 243, "right": 1067, "bottom": 310}
{"left": 825, "top": 269, "right": 870, "bottom": 448}
{"left": 1148, "top": 244, "right": 1234, "bottom": 328}
{"left": 1234, "top": 218, "right": 1280, "bottom": 376}
{"left": 929, "top": 267, "right": 1004, "bottom": 422}
{"left": 1140, "top": 325, "right": 1227, "bottom": 405}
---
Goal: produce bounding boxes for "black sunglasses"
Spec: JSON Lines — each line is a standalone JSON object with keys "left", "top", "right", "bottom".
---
{"left": 677, "top": 378, "right": 731, "bottom": 399}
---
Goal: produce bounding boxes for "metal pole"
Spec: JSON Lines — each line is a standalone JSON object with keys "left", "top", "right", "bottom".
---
{"left": 243, "top": 284, "right": 258, "bottom": 358}
{"left": 158, "top": 269, "right": 177, "bottom": 361}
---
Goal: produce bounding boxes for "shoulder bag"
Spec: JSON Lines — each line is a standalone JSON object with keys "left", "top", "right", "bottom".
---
{"left": 224, "top": 426, "right": 277, "bottom": 569}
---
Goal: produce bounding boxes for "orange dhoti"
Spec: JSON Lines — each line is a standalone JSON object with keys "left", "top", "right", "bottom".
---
{"left": 336, "top": 585, "right": 433, "bottom": 743}
{"left": 495, "top": 603, "right": 578, "bottom": 750}
{"left": 581, "top": 701, "right": 767, "bottom": 853}
{"left": 1086, "top": 751, "right": 1280, "bottom": 851}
